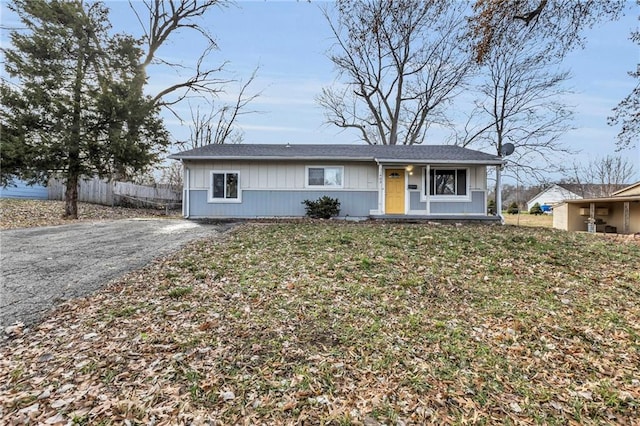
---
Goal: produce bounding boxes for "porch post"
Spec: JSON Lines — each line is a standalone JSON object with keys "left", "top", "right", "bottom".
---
{"left": 425, "top": 165, "right": 430, "bottom": 215}
{"left": 623, "top": 201, "right": 630, "bottom": 234}
{"left": 587, "top": 202, "right": 596, "bottom": 233}
{"left": 377, "top": 162, "right": 383, "bottom": 213}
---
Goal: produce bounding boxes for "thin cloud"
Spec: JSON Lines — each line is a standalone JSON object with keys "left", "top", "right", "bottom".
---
{"left": 241, "top": 124, "right": 308, "bottom": 133}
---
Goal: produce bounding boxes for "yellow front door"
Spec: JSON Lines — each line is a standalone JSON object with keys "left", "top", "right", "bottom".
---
{"left": 385, "top": 169, "right": 405, "bottom": 214}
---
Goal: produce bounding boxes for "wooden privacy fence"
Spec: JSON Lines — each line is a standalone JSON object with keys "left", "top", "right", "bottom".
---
{"left": 48, "top": 177, "right": 182, "bottom": 212}
{"left": 48, "top": 177, "right": 113, "bottom": 205}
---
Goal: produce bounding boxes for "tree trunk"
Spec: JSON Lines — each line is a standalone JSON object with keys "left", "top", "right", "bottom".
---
{"left": 64, "top": 173, "right": 79, "bottom": 219}
{"left": 64, "top": 28, "right": 85, "bottom": 220}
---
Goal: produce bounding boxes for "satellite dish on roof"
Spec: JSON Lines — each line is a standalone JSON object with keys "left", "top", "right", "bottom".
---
{"left": 500, "top": 143, "right": 515, "bottom": 156}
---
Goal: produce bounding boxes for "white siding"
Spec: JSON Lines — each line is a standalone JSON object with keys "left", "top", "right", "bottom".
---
{"left": 527, "top": 185, "right": 582, "bottom": 210}
{"left": 552, "top": 203, "right": 569, "bottom": 231}
{"left": 183, "top": 160, "right": 486, "bottom": 194}
{"left": 472, "top": 166, "right": 487, "bottom": 190}
{"left": 184, "top": 160, "right": 378, "bottom": 191}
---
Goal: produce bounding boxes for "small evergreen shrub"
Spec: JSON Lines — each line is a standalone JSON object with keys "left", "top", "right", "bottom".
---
{"left": 529, "top": 202, "right": 543, "bottom": 215}
{"left": 487, "top": 199, "right": 496, "bottom": 215}
{"left": 302, "top": 196, "right": 341, "bottom": 219}
{"left": 507, "top": 201, "right": 519, "bottom": 215}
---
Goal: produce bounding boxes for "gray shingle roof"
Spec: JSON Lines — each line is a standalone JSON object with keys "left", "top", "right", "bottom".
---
{"left": 556, "top": 183, "right": 631, "bottom": 198}
{"left": 169, "top": 144, "right": 503, "bottom": 165}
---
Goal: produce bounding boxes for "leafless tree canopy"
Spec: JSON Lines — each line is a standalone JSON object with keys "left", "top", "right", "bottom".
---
{"left": 128, "top": 1, "right": 231, "bottom": 114}
{"left": 569, "top": 155, "right": 636, "bottom": 196}
{"left": 179, "top": 69, "right": 262, "bottom": 149}
{"left": 125, "top": 1, "right": 264, "bottom": 146}
{"left": 608, "top": 0, "right": 639, "bottom": 150}
{"left": 470, "top": 0, "right": 626, "bottom": 64}
{"left": 609, "top": 64, "right": 640, "bottom": 151}
{"left": 456, "top": 24, "right": 573, "bottom": 181}
{"left": 318, "top": 0, "right": 473, "bottom": 145}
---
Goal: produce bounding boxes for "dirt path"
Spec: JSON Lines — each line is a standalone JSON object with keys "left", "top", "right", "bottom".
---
{"left": 0, "top": 218, "right": 232, "bottom": 329}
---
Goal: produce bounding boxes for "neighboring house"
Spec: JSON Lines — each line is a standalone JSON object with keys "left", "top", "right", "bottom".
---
{"left": 526, "top": 184, "right": 583, "bottom": 211}
{"left": 169, "top": 144, "right": 504, "bottom": 220}
{"left": 0, "top": 178, "right": 48, "bottom": 200}
{"left": 526, "top": 183, "right": 631, "bottom": 212}
{"left": 553, "top": 181, "right": 640, "bottom": 234}
{"left": 612, "top": 181, "right": 640, "bottom": 197}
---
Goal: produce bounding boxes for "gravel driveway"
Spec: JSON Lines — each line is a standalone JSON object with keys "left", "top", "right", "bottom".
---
{"left": 0, "top": 218, "right": 232, "bottom": 330}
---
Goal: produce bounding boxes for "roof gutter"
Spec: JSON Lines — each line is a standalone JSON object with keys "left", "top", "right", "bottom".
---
{"left": 374, "top": 158, "right": 504, "bottom": 165}
{"left": 171, "top": 155, "right": 503, "bottom": 165}
{"left": 560, "top": 195, "right": 640, "bottom": 203}
{"left": 168, "top": 155, "right": 376, "bottom": 161}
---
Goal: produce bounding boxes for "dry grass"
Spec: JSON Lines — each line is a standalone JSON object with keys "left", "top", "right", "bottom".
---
{"left": 0, "top": 199, "right": 179, "bottom": 230}
{"left": 503, "top": 212, "right": 553, "bottom": 228}
{"left": 1, "top": 221, "right": 638, "bottom": 425}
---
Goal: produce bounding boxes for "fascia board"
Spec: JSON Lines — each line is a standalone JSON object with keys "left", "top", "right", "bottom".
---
{"left": 169, "top": 155, "right": 375, "bottom": 161}
{"left": 375, "top": 158, "right": 504, "bottom": 165}
{"left": 563, "top": 195, "right": 640, "bottom": 203}
{"left": 170, "top": 155, "right": 504, "bottom": 165}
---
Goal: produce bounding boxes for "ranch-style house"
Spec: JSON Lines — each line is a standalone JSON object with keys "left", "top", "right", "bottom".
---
{"left": 169, "top": 144, "right": 505, "bottom": 221}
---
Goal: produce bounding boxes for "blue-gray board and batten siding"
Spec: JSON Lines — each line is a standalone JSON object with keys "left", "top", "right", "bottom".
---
{"left": 0, "top": 179, "right": 48, "bottom": 200}
{"left": 187, "top": 189, "right": 486, "bottom": 218}
{"left": 409, "top": 191, "right": 486, "bottom": 214}
{"left": 187, "top": 190, "right": 378, "bottom": 218}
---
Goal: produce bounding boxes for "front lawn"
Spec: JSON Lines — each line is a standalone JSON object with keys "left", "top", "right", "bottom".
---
{"left": 1, "top": 222, "right": 638, "bottom": 424}
{"left": 0, "top": 199, "right": 176, "bottom": 230}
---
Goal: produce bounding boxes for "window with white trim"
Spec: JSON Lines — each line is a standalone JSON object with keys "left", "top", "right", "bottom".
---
{"left": 209, "top": 171, "right": 241, "bottom": 202}
{"left": 306, "top": 166, "right": 343, "bottom": 188}
{"left": 426, "top": 168, "right": 467, "bottom": 196}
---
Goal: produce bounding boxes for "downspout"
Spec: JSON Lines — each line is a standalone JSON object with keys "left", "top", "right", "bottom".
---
{"left": 184, "top": 164, "right": 190, "bottom": 219}
{"left": 375, "top": 158, "right": 383, "bottom": 214}
{"left": 496, "top": 164, "right": 503, "bottom": 223}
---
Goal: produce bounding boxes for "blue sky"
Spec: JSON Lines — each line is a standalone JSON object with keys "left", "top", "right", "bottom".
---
{"left": 2, "top": 1, "right": 639, "bottom": 183}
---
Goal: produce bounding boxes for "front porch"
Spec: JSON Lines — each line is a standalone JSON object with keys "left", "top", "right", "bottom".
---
{"left": 373, "top": 162, "right": 500, "bottom": 218}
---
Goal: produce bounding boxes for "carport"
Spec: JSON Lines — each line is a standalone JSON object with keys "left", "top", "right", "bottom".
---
{"left": 553, "top": 195, "right": 640, "bottom": 234}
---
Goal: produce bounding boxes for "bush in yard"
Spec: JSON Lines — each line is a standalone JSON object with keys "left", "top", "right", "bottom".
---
{"left": 507, "top": 201, "right": 519, "bottom": 215}
{"left": 302, "top": 196, "right": 341, "bottom": 219}
{"left": 529, "top": 202, "right": 543, "bottom": 215}
{"left": 487, "top": 199, "right": 496, "bottom": 215}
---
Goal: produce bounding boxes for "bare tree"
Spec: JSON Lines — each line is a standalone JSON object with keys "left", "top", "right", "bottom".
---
{"left": 569, "top": 155, "right": 636, "bottom": 196}
{"left": 318, "top": 0, "right": 473, "bottom": 145}
{"left": 128, "top": 0, "right": 231, "bottom": 116}
{"left": 469, "top": 0, "right": 626, "bottom": 64}
{"left": 179, "top": 69, "right": 261, "bottom": 150}
{"left": 608, "top": 0, "right": 639, "bottom": 150}
{"left": 456, "top": 17, "right": 573, "bottom": 183}
{"left": 471, "top": 1, "right": 635, "bottom": 153}
{"left": 160, "top": 162, "right": 184, "bottom": 190}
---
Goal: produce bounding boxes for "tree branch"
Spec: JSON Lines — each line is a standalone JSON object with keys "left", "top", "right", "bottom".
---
{"left": 514, "top": 0, "right": 548, "bottom": 25}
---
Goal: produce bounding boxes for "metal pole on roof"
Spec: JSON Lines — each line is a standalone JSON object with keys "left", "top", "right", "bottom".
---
{"left": 497, "top": 143, "right": 515, "bottom": 224}
{"left": 496, "top": 165, "right": 503, "bottom": 221}
{"left": 516, "top": 167, "right": 520, "bottom": 227}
